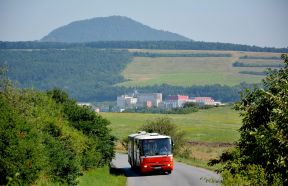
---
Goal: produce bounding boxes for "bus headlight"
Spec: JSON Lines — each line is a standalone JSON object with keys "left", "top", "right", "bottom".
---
{"left": 144, "top": 165, "right": 148, "bottom": 168}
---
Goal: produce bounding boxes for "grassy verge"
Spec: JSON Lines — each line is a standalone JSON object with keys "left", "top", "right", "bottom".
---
{"left": 78, "top": 166, "right": 126, "bottom": 186}
{"left": 35, "top": 166, "right": 126, "bottom": 186}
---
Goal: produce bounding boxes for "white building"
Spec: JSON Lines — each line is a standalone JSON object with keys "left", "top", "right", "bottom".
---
{"left": 117, "top": 95, "right": 137, "bottom": 110}
{"left": 136, "top": 93, "right": 162, "bottom": 108}
{"left": 167, "top": 95, "right": 189, "bottom": 108}
{"left": 77, "top": 102, "right": 92, "bottom": 107}
{"left": 190, "top": 97, "right": 216, "bottom": 106}
{"left": 77, "top": 102, "right": 100, "bottom": 113}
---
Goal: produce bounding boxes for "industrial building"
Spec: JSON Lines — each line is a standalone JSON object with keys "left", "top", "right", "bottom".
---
{"left": 116, "top": 93, "right": 162, "bottom": 111}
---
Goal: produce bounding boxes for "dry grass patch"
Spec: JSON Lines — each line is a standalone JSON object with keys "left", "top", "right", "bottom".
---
{"left": 177, "top": 142, "right": 235, "bottom": 170}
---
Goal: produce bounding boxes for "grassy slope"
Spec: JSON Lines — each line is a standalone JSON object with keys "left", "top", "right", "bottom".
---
{"left": 101, "top": 106, "right": 242, "bottom": 143}
{"left": 118, "top": 49, "right": 281, "bottom": 87}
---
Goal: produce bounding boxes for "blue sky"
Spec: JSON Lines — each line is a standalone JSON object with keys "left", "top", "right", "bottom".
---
{"left": 0, "top": 0, "right": 287, "bottom": 47}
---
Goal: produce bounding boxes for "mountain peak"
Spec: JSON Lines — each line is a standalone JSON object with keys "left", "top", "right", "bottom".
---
{"left": 40, "top": 16, "right": 190, "bottom": 42}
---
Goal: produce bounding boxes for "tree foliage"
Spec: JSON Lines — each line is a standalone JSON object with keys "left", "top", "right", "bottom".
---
{"left": 210, "top": 54, "right": 288, "bottom": 185}
{"left": 139, "top": 117, "right": 186, "bottom": 154}
{"left": 47, "top": 88, "right": 115, "bottom": 167}
{"left": 0, "top": 48, "right": 132, "bottom": 101}
{"left": 0, "top": 71, "right": 115, "bottom": 185}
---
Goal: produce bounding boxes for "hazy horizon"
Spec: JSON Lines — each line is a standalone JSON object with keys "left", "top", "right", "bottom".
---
{"left": 1, "top": 0, "right": 287, "bottom": 48}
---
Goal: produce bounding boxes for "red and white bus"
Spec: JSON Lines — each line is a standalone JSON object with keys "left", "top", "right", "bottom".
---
{"left": 128, "top": 131, "right": 174, "bottom": 174}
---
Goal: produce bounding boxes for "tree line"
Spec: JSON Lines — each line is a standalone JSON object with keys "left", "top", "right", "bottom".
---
{"left": 233, "top": 61, "right": 284, "bottom": 68}
{"left": 1, "top": 41, "right": 288, "bottom": 53}
{"left": 132, "top": 52, "right": 232, "bottom": 57}
{"left": 239, "top": 55, "right": 282, "bottom": 60}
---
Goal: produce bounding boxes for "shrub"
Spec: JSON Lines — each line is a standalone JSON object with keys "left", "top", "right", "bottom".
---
{"left": 0, "top": 84, "right": 116, "bottom": 185}
{"left": 139, "top": 117, "right": 186, "bottom": 154}
{"left": 48, "top": 88, "right": 116, "bottom": 167}
{"left": 0, "top": 96, "right": 46, "bottom": 185}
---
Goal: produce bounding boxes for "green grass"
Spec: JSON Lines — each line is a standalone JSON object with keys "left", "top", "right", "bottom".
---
{"left": 117, "top": 50, "right": 281, "bottom": 87}
{"left": 104, "top": 106, "right": 241, "bottom": 171}
{"left": 102, "top": 106, "right": 242, "bottom": 143}
{"left": 36, "top": 166, "right": 126, "bottom": 186}
{"left": 78, "top": 166, "right": 126, "bottom": 186}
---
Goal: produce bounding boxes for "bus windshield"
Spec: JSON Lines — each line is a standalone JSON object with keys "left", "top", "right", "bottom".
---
{"left": 141, "top": 138, "right": 172, "bottom": 156}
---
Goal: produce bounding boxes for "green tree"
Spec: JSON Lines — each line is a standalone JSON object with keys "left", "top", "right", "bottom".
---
{"left": 47, "top": 88, "right": 116, "bottom": 167}
{"left": 139, "top": 117, "right": 186, "bottom": 154}
{"left": 0, "top": 70, "right": 115, "bottom": 185}
{"left": 210, "top": 54, "right": 288, "bottom": 185}
{"left": 0, "top": 95, "right": 46, "bottom": 185}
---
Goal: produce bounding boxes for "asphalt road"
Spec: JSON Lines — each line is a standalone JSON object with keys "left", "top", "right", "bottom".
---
{"left": 111, "top": 153, "right": 221, "bottom": 186}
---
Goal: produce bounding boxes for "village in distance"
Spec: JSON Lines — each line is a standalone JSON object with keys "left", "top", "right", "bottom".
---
{"left": 77, "top": 91, "right": 225, "bottom": 113}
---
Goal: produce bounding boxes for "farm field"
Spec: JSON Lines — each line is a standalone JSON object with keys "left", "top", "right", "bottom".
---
{"left": 101, "top": 106, "right": 242, "bottom": 143}
{"left": 118, "top": 49, "right": 282, "bottom": 87}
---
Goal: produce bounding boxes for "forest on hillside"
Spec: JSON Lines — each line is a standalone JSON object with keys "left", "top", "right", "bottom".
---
{"left": 0, "top": 48, "right": 133, "bottom": 101}
{"left": 0, "top": 46, "right": 263, "bottom": 102}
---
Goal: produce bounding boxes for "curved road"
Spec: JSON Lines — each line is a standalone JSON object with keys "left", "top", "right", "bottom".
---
{"left": 111, "top": 153, "right": 221, "bottom": 186}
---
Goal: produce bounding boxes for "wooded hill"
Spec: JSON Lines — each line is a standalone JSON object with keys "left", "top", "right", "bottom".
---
{"left": 40, "top": 16, "right": 190, "bottom": 42}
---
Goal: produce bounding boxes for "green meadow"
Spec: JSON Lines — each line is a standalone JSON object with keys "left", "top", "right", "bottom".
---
{"left": 118, "top": 50, "right": 281, "bottom": 87}
{"left": 101, "top": 106, "right": 242, "bottom": 143}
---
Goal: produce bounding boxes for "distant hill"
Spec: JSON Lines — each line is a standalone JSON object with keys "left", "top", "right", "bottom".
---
{"left": 40, "top": 16, "right": 190, "bottom": 42}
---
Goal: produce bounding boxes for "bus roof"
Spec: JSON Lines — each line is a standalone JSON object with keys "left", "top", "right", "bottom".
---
{"left": 128, "top": 131, "right": 171, "bottom": 140}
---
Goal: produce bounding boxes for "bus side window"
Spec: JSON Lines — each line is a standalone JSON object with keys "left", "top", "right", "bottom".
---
{"left": 136, "top": 140, "right": 140, "bottom": 154}
{"left": 128, "top": 140, "right": 131, "bottom": 152}
{"left": 137, "top": 141, "right": 141, "bottom": 149}
{"left": 134, "top": 140, "right": 138, "bottom": 156}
